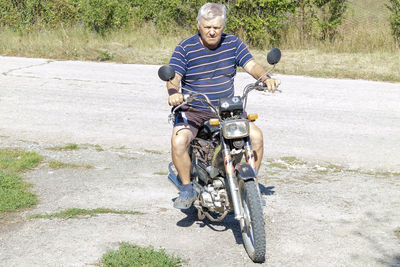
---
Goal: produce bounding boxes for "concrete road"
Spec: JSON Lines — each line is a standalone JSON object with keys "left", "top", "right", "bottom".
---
{"left": 0, "top": 56, "right": 399, "bottom": 266}
{"left": 1, "top": 56, "right": 399, "bottom": 171}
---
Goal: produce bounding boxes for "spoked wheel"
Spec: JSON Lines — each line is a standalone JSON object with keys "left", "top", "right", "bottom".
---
{"left": 238, "top": 179, "right": 266, "bottom": 262}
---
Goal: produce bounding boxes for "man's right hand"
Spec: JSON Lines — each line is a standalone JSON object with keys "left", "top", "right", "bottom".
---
{"left": 168, "top": 93, "right": 184, "bottom": 106}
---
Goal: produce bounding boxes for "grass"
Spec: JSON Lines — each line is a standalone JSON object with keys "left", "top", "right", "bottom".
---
{"left": 30, "top": 208, "right": 143, "bottom": 219}
{"left": 0, "top": 149, "right": 43, "bottom": 213}
{"left": 48, "top": 143, "right": 82, "bottom": 151}
{"left": 101, "top": 242, "right": 185, "bottom": 267}
{"left": 48, "top": 161, "right": 93, "bottom": 170}
{"left": 0, "top": 148, "right": 43, "bottom": 173}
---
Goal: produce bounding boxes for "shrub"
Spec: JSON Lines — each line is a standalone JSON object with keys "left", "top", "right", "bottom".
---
{"left": 226, "top": 0, "right": 297, "bottom": 47}
{"left": 387, "top": 0, "right": 400, "bottom": 47}
{"left": 80, "top": 0, "right": 132, "bottom": 34}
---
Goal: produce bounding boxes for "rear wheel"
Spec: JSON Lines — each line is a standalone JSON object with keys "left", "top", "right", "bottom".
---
{"left": 238, "top": 179, "right": 266, "bottom": 262}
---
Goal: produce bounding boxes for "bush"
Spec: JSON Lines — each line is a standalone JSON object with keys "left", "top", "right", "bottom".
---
{"left": 292, "top": 0, "right": 348, "bottom": 43}
{"left": 226, "top": 0, "right": 297, "bottom": 47}
{"left": 81, "top": 0, "right": 132, "bottom": 33}
{"left": 387, "top": 0, "right": 400, "bottom": 47}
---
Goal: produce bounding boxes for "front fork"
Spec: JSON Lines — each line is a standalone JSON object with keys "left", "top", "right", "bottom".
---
{"left": 223, "top": 136, "right": 263, "bottom": 220}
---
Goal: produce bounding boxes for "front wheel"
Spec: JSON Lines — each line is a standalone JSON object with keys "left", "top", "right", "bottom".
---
{"left": 238, "top": 179, "right": 266, "bottom": 262}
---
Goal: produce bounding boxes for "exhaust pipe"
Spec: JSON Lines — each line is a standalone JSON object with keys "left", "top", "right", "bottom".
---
{"left": 168, "top": 162, "right": 183, "bottom": 191}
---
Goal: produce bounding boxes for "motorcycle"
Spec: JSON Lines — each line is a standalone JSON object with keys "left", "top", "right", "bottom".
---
{"left": 158, "top": 48, "right": 281, "bottom": 263}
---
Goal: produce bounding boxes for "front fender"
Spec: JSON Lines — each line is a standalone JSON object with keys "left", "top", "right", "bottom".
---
{"left": 235, "top": 163, "right": 256, "bottom": 181}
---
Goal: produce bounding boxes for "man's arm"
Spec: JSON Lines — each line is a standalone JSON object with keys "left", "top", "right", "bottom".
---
{"left": 167, "top": 73, "right": 184, "bottom": 106}
{"left": 243, "top": 59, "right": 280, "bottom": 92}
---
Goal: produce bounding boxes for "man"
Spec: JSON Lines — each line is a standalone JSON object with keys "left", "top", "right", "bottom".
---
{"left": 166, "top": 3, "right": 280, "bottom": 209}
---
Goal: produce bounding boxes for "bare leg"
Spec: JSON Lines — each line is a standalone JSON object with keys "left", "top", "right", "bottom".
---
{"left": 249, "top": 122, "right": 264, "bottom": 173}
{"left": 171, "top": 126, "right": 195, "bottom": 185}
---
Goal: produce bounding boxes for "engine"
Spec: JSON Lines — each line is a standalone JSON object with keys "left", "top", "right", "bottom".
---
{"left": 198, "top": 178, "right": 230, "bottom": 213}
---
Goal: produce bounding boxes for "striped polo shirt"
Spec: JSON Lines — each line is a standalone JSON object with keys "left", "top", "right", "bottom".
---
{"left": 169, "top": 33, "right": 253, "bottom": 110}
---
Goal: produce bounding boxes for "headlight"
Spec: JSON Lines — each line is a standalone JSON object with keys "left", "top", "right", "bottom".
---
{"left": 221, "top": 119, "right": 249, "bottom": 139}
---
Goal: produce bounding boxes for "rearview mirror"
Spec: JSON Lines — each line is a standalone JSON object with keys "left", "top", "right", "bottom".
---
{"left": 158, "top": 65, "right": 175, "bottom": 81}
{"left": 267, "top": 48, "right": 281, "bottom": 65}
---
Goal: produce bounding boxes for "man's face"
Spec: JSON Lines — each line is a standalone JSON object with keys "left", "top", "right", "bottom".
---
{"left": 197, "top": 16, "right": 224, "bottom": 49}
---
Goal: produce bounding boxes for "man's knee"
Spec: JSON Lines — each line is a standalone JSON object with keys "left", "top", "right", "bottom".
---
{"left": 171, "top": 127, "right": 193, "bottom": 153}
{"left": 250, "top": 123, "right": 263, "bottom": 146}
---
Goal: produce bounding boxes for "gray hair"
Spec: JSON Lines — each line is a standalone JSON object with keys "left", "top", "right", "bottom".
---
{"left": 197, "top": 3, "right": 226, "bottom": 25}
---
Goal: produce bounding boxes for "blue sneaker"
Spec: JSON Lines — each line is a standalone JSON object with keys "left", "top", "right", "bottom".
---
{"left": 174, "top": 190, "right": 197, "bottom": 209}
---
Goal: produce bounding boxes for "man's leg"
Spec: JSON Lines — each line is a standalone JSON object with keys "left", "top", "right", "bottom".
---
{"left": 171, "top": 125, "right": 195, "bottom": 185}
{"left": 171, "top": 125, "right": 197, "bottom": 209}
{"left": 249, "top": 122, "right": 264, "bottom": 173}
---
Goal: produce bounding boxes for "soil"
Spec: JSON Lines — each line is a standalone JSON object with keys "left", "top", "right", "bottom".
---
{"left": 0, "top": 56, "right": 399, "bottom": 266}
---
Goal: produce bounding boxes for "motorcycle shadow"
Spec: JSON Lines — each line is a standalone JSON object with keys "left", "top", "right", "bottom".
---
{"left": 175, "top": 183, "right": 275, "bottom": 245}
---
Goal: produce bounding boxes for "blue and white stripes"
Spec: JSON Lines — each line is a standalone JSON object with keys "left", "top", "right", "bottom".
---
{"left": 169, "top": 33, "right": 253, "bottom": 110}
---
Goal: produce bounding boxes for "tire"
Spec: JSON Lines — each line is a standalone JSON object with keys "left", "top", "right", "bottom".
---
{"left": 238, "top": 179, "right": 266, "bottom": 262}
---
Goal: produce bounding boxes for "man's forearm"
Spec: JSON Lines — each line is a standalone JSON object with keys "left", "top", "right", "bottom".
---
{"left": 245, "top": 60, "right": 270, "bottom": 82}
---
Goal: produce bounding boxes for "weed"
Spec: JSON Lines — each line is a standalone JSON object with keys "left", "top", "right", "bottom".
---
{"left": 30, "top": 208, "right": 143, "bottom": 219}
{"left": 327, "top": 163, "right": 344, "bottom": 172}
{"left": 48, "top": 161, "right": 93, "bottom": 170}
{"left": 144, "top": 149, "right": 163, "bottom": 155}
{"left": 94, "top": 145, "right": 104, "bottom": 152}
{"left": 395, "top": 228, "right": 400, "bottom": 239}
{"left": 153, "top": 171, "right": 168, "bottom": 176}
{"left": 48, "top": 144, "right": 81, "bottom": 151}
{"left": 118, "top": 155, "right": 137, "bottom": 160}
{"left": 268, "top": 161, "right": 288, "bottom": 169}
{"left": 97, "top": 49, "right": 114, "bottom": 61}
{"left": 280, "top": 156, "right": 307, "bottom": 165}
{"left": 101, "top": 242, "right": 185, "bottom": 267}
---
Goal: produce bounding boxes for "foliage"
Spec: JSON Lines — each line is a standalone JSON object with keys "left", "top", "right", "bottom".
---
{"left": 226, "top": 0, "right": 297, "bottom": 47}
{"left": 292, "top": 0, "right": 348, "bottom": 43}
{"left": 387, "top": 0, "right": 400, "bottom": 47}
{"left": 80, "top": 0, "right": 131, "bottom": 33}
{"left": 101, "top": 242, "right": 185, "bottom": 267}
{"left": 313, "top": 0, "right": 347, "bottom": 41}
{"left": 0, "top": 0, "right": 131, "bottom": 33}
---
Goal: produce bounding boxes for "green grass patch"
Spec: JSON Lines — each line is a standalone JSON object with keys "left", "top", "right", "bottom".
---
{"left": 30, "top": 208, "right": 143, "bottom": 219}
{"left": 101, "top": 242, "right": 185, "bottom": 267}
{"left": 48, "top": 161, "right": 93, "bottom": 170}
{"left": 0, "top": 148, "right": 42, "bottom": 213}
{"left": 48, "top": 144, "right": 81, "bottom": 151}
{"left": 0, "top": 149, "right": 43, "bottom": 173}
{"left": 0, "top": 171, "right": 38, "bottom": 213}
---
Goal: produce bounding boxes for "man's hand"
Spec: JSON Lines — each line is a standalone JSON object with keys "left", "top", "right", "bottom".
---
{"left": 168, "top": 93, "right": 184, "bottom": 106}
{"left": 262, "top": 77, "right": 281, "bottom": 93}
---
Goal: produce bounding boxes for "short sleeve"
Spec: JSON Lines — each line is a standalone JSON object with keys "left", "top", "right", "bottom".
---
{"left": 235, "top": 37, "right": 253, "bottom": 68}
{"left": 169, "top": 43, "right": 187, "bottom": 77}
